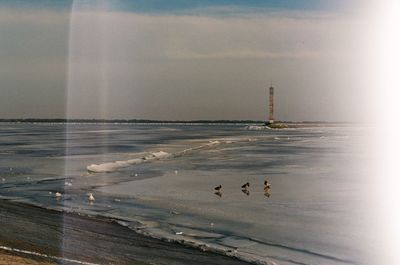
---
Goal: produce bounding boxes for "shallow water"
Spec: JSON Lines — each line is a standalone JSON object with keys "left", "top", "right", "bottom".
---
{"left": 0, "top": 123, "right": 374, "bottom": 264}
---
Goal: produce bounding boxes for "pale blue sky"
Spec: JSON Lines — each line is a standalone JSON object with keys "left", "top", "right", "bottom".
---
{"left": 0, "top": 0, "right": 354, "bottom": 12}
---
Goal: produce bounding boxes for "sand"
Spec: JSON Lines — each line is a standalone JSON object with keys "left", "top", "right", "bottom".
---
{"left": 0, "top": 199, "right": 254, "bottom": 265}
{"left": 0, "top": 249, "right": 56, "bottom": 265}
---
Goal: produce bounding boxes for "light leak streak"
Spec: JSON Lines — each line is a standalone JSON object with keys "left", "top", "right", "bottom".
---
{"left": 371, "top": 0, "right": 400, "bottom": 264}
{"left": 64, "top": 0, "right": 114, "bottom": 261}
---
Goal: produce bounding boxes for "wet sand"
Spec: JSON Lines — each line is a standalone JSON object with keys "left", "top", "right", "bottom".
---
{"left": 0, "top": 199, "right": 256, "bottom": 265}
{"left": 0, "top": 248, "right": 56, "bottom": 265}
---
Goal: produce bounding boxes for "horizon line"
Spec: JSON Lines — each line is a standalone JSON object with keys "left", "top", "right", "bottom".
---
{"left": 0, "top": 118, "right": 363, "bottom": 124}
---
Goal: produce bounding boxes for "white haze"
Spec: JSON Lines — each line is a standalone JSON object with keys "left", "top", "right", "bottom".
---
{"left": 0, "top": 7, "right": 372, "bottom": 121}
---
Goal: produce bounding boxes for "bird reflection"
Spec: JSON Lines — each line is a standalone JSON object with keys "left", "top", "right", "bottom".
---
{"left": 264, "top": 188, "right": 271, "bottom": 198}
{"left": 241, "top": 189, "right": 250, "bottom": 196}
{"left": 214, "top": 191, "right": 222, "bottom": 197}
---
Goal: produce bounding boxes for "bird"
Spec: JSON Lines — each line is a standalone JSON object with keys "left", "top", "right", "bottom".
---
{"left": 214, "top": 185, "right": 222, "bottom": 192}
{"left": 88, "top": 193, "right": 95, "bottom": 202}
{"left": 264, "top": 179, "right": 271, "bottom": 197}
{"left": 214, "top": 185, "right": 223, "bottom": 197}
{"left": 264, "top": 180, "right": 271, "bottom": 189}
{"left": 241, "top": 182, "right": 250, "bottom": 190}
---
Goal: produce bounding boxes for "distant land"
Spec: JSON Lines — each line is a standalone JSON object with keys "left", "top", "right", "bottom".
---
{"left": 0, "top": 119, "right": 357, "bottom": 127}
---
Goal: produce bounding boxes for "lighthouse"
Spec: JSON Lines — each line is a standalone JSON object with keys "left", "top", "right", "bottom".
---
{"left": 268, "top": 85, "right": 274, "bottom": 124}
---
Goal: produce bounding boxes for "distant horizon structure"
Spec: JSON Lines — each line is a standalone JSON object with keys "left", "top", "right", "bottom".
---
{"left": 268, "top": 85, "right": 274, "bottom": 124}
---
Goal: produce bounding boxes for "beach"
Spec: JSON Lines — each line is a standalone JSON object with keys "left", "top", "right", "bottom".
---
{"left": 0, "top": 199, "right": 255, "bottom": 265}
{"left": 0, "top": 248, "right": 55, "bottom": 265}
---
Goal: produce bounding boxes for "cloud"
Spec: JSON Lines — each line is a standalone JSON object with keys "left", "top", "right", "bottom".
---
{"left": 65, "top": 10, "right": 345, "bottom": 62}
{"left": 165, "top": 50, "right": 322, "bottom": 60}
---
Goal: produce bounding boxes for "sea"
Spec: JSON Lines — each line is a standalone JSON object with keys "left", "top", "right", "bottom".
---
{"left": 0, "top": 122, "right": 377, "bottom": 265}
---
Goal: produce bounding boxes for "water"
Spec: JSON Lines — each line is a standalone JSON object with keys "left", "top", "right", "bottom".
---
{"left": 0, "top": 123, "right": 375, "bottom": 265}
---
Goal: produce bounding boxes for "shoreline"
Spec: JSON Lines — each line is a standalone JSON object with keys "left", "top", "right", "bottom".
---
{"left": 0, "top": 199, "right": 257, "bottom": 265}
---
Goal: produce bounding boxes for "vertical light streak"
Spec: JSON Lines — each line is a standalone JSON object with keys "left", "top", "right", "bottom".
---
{"left": 64, "top": 0, "right": 112, "bottom": 259}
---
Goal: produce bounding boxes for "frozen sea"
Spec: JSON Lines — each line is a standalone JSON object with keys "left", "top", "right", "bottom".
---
{"left": 0, "top": 123, "right": 376, "bottom": 265}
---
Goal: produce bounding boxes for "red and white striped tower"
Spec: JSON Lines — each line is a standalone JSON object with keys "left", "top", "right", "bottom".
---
{"left": 268, "top": 85, "right": 274, "bottom": 124}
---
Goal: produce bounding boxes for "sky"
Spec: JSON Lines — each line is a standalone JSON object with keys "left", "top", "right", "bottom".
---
{"left": 0, "top": 0, "right": 375, "bottom": 121}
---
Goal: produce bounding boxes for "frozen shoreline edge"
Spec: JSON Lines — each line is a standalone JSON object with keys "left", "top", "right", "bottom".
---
{"left": 0, "top": 198, "right": 272, "bottom": 265}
